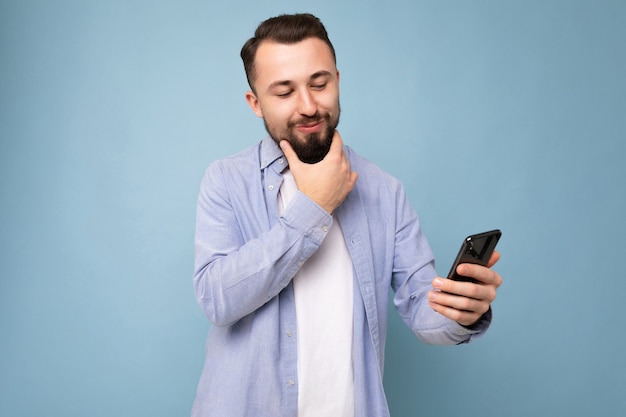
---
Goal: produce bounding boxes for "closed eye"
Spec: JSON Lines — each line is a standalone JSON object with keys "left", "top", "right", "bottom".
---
{"left": 276, "top": 90, "right": 293, "bottom": 98}
{"left": 310, "top": 70, "right": 333, "bottom": 91}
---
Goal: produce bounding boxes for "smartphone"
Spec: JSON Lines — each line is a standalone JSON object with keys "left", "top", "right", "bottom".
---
{"left": 446, "top": 229, "right": 502, "bottom": 282}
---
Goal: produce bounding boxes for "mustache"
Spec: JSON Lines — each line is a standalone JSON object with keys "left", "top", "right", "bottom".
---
{"left": 288, "top": 113, "right": 326, "bottom": 127}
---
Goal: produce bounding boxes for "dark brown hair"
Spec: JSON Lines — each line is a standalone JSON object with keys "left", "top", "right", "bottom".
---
{"left": 240, "top": 13, "right": 336, "bottom": 92}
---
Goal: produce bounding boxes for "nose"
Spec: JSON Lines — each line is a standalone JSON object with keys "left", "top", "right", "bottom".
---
{"left": 296, "top": 89, "right": 317, "bottom": 117}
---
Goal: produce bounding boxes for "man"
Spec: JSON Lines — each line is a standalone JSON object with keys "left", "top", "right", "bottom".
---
{"left": 192, "top": 13, "right": 502, "bottom": 417}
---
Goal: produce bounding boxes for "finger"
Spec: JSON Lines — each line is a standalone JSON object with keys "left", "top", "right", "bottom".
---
{"left": 327, "top": 131, "right": 354, "bottom": 177}
{"left": 428, "top": 290, "right": 486, "bottom": 314}
{"left": 324, "top": 130, "right": 343, "bottom": 158}
{"left": 433, "top": 276, "right": 497, "bottom": 303}
{"left": 486, "top": 250, "right": 500, "bottom": 268}
{"left": 279, "top": 140, "right": 301, "bottom": 166}
{"left": 349, "top": 170, "right": 359, "bottom": 187}
{"left": 427, "top": 294, "right": 486, "bottom": 326}
{"left": 456, "top": 263, "right": 501, "bottom": 287}
{"left": 331, "top": 129, "right": 342, "bottom": 149}
{"left": 433, "top": 276, "right": 472, "bottom": 296}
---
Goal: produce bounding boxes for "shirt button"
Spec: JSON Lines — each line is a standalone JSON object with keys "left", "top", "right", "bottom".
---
{"left": 286, "top": 331, "right": 293, "bottom": 337}
{"left": 322, "top": 225, "right": 328, "bottom": 232}
{"left": 268, "top": 185, "right": 274, "bottom": 191}
{"left": 278, "top": 158, "right": 284, "bottom": 164}
{"left": 297, "top": 261, "right": 303, "bottom": 267}
{"left": 289, "top": 379, "right": 295, "bottom": 385}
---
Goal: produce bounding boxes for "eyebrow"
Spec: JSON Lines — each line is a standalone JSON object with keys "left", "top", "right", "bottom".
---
{"left": 310, "top": 70, "right": 333, "bottom": 81}
{"left": 267, "top": 70, "right": 334, "bottom": 91}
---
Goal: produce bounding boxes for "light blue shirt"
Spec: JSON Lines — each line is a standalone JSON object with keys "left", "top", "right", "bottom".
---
{"left": 192, "top": 137, "right": 490, "bottom": 416}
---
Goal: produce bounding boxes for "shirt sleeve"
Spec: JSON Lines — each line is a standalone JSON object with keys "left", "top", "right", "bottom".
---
{"left": 390, "top": 182, "right": 491, "bottom": 345}
{"left": 193, "top": 161, "right": 332, "bottom": 327}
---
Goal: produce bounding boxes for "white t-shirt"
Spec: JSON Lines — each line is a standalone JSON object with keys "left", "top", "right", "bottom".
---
{"left": 279, "top": 170, "right": 355, "bottom": 417}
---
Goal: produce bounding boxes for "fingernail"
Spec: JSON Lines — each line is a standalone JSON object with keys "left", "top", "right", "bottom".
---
{"left": 433, "top": 278, "right": 443, "bottom": 289}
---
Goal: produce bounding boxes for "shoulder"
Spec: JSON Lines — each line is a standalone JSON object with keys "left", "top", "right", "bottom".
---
{"left": 203, "top": 142, "right": 261, "bottom": 178}
{"left": 344, "top": 145, "right": 403, "bottom": 191}
{"left": 197, "top": 142, "right": 264, "bottom": 200}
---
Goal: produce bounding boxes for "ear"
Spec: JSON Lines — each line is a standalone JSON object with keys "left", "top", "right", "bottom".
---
{"left": 245, "top": 91, "right": 264, "bottom": 118}
{"left": 336, "top": 70, "right": 341, "bottom": 95}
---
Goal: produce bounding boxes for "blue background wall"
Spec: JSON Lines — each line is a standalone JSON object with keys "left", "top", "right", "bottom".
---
{"left": 1, "top": 1, "right": 624, "bottom": 416}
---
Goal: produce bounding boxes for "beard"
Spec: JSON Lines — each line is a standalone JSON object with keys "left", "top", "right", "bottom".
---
{"left": 265, "top": 102, "right": 341, "bottom": 164}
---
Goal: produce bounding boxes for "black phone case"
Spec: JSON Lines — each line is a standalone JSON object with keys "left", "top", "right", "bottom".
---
{"left": 447, "top": 229, "right": 502, "bottom": 282}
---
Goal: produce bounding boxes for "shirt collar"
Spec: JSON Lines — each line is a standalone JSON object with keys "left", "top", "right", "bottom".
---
{"left": 260, "top": 136, "right": 287, "bottom": 172}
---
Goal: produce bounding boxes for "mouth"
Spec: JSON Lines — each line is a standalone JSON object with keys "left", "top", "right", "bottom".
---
{"left": 295, "top": 119, "right": 324, "bottom": 134}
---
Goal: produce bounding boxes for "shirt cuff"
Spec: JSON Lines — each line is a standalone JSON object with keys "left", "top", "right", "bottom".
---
{"left": 281, "top": 191, "right": 333, "bottom": 244}
{"left": 452, "top": 307, "right": 493, "bottom": 343}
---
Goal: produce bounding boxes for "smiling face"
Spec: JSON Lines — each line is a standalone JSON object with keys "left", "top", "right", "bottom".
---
{"left": 245, "top": 37, "right": 341, "bottom": 164}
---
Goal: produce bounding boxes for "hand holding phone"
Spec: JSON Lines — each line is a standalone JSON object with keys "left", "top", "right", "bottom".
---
{"left": 447, "top": 229, "right": 502, "bottom": 283}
